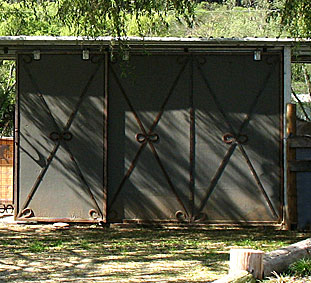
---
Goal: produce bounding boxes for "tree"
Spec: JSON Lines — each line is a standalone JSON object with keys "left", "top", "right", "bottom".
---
{"left": 280, "top": 1, "right": 311, "bottom": 121}
{"left": 0, "top": 61, "right": 15, "bottom": 137}
{"left": 281, "top": 0, "right": 311, "bottom": 38}
{"left": 22, "top": 0, "right": 195, "bottom": 38}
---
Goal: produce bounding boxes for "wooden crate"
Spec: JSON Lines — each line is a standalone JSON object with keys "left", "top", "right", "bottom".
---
{"left": 0, "top": 138, "right": 13, "bottom": 204}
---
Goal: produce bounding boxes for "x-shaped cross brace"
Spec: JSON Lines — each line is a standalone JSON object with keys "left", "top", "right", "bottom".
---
{"left": 195, "top": 57, "right": 279, "bottom": 220}
{"left": 18, "top": 55, "right": 104, "bottom": 220}
{"left": 108, "top": 59, "right": 190, "bottom": 218}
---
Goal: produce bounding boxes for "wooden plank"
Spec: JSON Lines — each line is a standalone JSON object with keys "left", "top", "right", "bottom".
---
{"left": 289, "top": 136, "right": 311, "bottom": 148}
{"left": 289, "top": 160, "right": 311, "bottom": 172}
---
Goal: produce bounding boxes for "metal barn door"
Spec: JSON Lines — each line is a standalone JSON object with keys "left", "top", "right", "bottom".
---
{"left": 16, "top": 54, "right": 106, "bottom": 222}
{"left": 193, "top": 53, "right": 282, "bottom": 224}
{"left": 108, "top": 52, "right": 282, "bottom": 224}
{"left": 108, "top": 55, "right": 190, "bottom": 221}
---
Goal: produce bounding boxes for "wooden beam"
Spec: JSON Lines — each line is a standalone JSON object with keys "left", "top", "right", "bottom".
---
{"left": 289, "top": 160, "right": 311, "bottom": 172}
{"left": 286, "top": 103, "right": 297, "bottom": 230}
{"left": 289, "top": 136, "right": 311, "bottom": 148}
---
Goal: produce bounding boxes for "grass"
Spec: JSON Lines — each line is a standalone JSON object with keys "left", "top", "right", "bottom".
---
{"left": 260, "top": 254, "right": 311, "bottom": 282}
{"left": 0, "top": 224, "right": 308, "bottom": 282}
{"left": 288, "top": 258, "right": 311, "bottom": 277}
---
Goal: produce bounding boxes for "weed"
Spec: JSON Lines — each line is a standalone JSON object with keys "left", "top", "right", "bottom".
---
{"left": 79, "top": 239, "right": 91, "bottom": 250}
{"left": 288, "top": 258, "right": 311, "bottom": 277}
{"left": 28, "top": 240, "right": 46, "bottom": 252}
{"left": 264, "top": 271, "right": 296, "bottom": 283}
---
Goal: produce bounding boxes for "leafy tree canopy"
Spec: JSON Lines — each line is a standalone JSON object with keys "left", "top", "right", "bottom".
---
{"left": 281, "top": 0, "right": 311, "bottom": 38}
{"left": 18, "top": 0, "right": 195, "bottom": 38}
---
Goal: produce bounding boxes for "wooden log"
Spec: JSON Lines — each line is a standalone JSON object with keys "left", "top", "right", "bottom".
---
{"left": 263, "top": 238, "right": 311, "bottom": 277}
{"left": 229, "top": 249, "right": 264, "bottom": 280}
{"left": 286, "top": 103, "right": 297, "bottom": 230}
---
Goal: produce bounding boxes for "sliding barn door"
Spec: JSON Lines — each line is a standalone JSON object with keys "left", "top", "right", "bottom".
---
{"left": 193, "top": 53, "right": 282, "bottom": 223}
{"left": 16, "top": 54, "right": 106, "bottom": 222}
{"left": 108, "top": 52, "right": 282, "bottom": 224}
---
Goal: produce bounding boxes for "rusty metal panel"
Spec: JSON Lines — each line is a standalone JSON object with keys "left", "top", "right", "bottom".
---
{"left": 16, "top": 54, "right": 105, "bottom": 222}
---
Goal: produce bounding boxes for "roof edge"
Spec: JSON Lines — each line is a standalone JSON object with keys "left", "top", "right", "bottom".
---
{"left": 0, "top": 35, "right": 310, "bottom": 47}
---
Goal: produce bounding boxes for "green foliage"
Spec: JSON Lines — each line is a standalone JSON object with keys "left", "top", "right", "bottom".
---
{"left": 0, "top": 1, "right": 186, "bottom": 38}
{"left": 0, "top": 0, "right": 288, "bottom": 39}
{"left": 28, "top": 240, "right": 47, "bottom": 252}
{"left": 281, "top": 0, "right": 311, "bottom": 38}
{"left": 262, "top": 271, "right": 307, "bottom": 283}
{"left": 288, "top": 258, "right": 311, "bottom": 277}
{"left": 0, "top": 61, "right": 15, "bottom": 137}
{"left": 291, "top": 63, "right": 311, "bottom": 120}
{"left": 0, "top": 2, "right": 65, "bottom": 36}
{"left": 29, "top": 0, "right": 196, "bottom": 38}
{"left": 167, "top": 0, "right": 286, "bottom": 38}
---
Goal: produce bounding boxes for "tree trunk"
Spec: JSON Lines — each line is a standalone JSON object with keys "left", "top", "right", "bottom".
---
{"left": 229, "top": 249, "right": 264, "bottom": 280}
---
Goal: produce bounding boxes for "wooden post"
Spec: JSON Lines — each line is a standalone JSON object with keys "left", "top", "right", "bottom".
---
{"left": 229, "top": 249, "right": 264, "bottom": 280}
{"left": 286, "top": 103, "right": 297, "bottom": 230}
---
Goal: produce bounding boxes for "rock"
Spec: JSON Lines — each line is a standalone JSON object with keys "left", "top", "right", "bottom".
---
{"left": 52, "top": 222, "right": 70, "bottom": 229}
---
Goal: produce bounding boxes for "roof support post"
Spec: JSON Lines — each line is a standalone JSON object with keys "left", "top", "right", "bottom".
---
{"left": 283, "top": 46, "right": 292, "bottom": 229}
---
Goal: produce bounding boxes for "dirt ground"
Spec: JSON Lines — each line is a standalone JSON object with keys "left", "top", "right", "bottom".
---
{"left": 0, "top": 215, "right": 308, "bottom": 283}
{"left": 0, "top": 216, "right": 225, "bottom": 283}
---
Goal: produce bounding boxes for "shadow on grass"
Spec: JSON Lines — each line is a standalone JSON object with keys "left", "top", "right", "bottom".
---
{"left": 0, "top": 226, "right": 307, "bottom": 282}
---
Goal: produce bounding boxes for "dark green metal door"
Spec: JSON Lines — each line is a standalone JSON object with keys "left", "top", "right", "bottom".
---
{"left": 16, "top": 54, "right": 106, "bottom": 222}
{"left": 193, "top": 53, "right": 282, "bottom": 223}
{"left": 108, "top": 52, "right": 282, "bottom": 224}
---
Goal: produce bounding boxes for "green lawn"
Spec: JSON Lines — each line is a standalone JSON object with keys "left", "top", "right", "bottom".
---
{"left": 0, "top": 224, "right": 308, "bottom": 282}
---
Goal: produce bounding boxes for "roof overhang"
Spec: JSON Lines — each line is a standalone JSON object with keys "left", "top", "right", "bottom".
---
{"left": 0, "top": 36, "right": 310, "bottom": 61}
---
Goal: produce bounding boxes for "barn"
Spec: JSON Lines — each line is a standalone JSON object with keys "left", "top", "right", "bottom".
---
{"left": 0, "top": 36, "right": 308, "bottom": 227}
